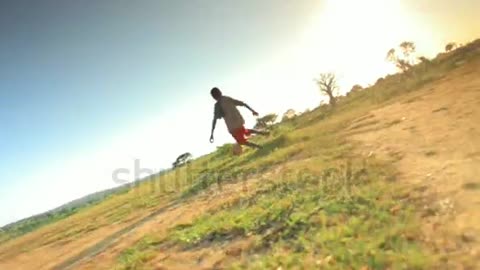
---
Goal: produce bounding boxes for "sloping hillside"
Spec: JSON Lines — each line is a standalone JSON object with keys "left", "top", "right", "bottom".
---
{"left": 0, "top": 184, "right": 131, "bottom": 244}
{"left": 1, "top": 40, "right": 479, "bottom": 270}
{"left": 350, "top": 53, "right": 480, "bottom": 269}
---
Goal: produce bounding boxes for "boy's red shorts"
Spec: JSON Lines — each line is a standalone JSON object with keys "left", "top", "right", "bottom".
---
{"left": 231, "top": 126, "right": 251, "bottom": 144}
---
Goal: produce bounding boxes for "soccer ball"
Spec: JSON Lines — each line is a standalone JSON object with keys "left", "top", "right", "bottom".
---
{"left": 232, "top": 144, "right": 243, "bottom": 155}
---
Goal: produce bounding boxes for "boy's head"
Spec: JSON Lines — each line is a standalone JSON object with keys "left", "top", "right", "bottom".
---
{"left": 210, "top": 87, "right": 222, "bottom": 100}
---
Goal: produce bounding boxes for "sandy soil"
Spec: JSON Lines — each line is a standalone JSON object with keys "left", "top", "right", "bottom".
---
{"left": 349, "top": 58, "right": 480, "bottom": 268}
{"left": 60, "top": 168, "right": 276, "bottom": 269}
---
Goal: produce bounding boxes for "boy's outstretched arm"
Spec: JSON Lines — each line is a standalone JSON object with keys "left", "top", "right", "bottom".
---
{"left": 244, "top": 103, "right": 259, "bottom": 116}
{"left": 210, "top": 118, "right": 217, "bottom": 143}
{"left": 232, "top": 98, "right": 259, "bottom": 116}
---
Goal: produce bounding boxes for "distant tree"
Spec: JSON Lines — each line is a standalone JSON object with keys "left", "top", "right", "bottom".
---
{"left": 386, "top": 48, "right": 396, "bottom": 63}
{"left": 254, "top": 113, "right": 277, "bottom": 129}
{"left": 386, "top": 41, "right": 417, "bottom": 72}
{"left": 397, "top": 59, "right": 413, "bottom": 72}
{"left": 172, "top": 152, "right": 192, "bottom": 168}
{"left": 416, "top": 56, "right": 432, "bottom": 73}
{"left": 349, "top": 84, "right": 363, "bottom": 94}
{"left": 445, "top": 42, "right": 457, "bottom": 52}
{"left": 417, "top": 56, "right": 430, "bottom": 63}
{"left": 400, "top": 41, "right": 416, "bottom": 59}
{"left": 282, "top": 109, "right": 296, "bottom": 121}
{"left": 315, "top": 73, "right": 339, "bottom": 106}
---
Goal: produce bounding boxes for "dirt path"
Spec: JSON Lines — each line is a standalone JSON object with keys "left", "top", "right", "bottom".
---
{"left": 51, "top": 200, "right": 180, "bottom": 270}
{"left": 60, "top": 168, "right": 277, "bottom": 270}
{"left": 348, "top": 59, "right": 480, "bottom": 268}
{"left": 0, "top": 208, "right": 154, "bottom": 270}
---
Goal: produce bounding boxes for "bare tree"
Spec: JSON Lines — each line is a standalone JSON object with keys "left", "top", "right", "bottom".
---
{"left": 386, "top": 41, "right": 416, "bottom": 72}
{"left": 315, "top": 73, "right": 339, "bottom": 106}
{"left": 254, "top": 113, "right": 277, "bottom": 129}
{"left": 445, "top": 42, "right": 457, "bottom": 52}
{"left": 400, "top": 41, "right": 416, "bottom": 58}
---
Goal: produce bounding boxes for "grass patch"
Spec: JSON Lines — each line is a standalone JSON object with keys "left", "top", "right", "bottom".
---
{"left": 117, "top": 235, "right": 162, "bottom": 270}
{"left": 169, "top": 158, "right": 430, "bottom": 269}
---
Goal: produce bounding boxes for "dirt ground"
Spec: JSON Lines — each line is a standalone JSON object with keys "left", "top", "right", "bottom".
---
{"left": 0, "top": 213, "right": 140, "bottom": 270}
{"left": 349, "top": 58, "right": 480, "bottom": 268}
{"left": 58, "top": 168, "right": 275, "bottom": 270}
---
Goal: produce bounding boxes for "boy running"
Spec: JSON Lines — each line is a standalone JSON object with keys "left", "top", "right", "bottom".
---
{"left": 209, "top": 87, "right": 268, "bottom": 149}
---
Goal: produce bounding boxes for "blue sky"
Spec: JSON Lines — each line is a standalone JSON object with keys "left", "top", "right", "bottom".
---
{"left": 1, "top": 0, "right": 479, "bottom": 226}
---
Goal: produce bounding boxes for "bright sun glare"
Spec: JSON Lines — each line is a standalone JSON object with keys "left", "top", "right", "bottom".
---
{"left": 228, "top": 0, "right": 417, "bottom": 117}
{"left": 301, "top": 0, "right": 409, "bottom": 86}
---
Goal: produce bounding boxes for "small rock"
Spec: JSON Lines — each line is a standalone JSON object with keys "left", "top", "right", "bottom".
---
{"left": 315, "top": 256, "right": 333, "bottom": 266}
{"left": 414, "top": 185, "right": 428, "bottom": 192}
{"left": 389, "top": 205, "right": 402, "bottom": 215}
{"left": 225, "top": 247, "right": 242, "bottom": 257}
{"left": 155, "top": 264, "right": 167, "bottom": 270}
{"left": 421, "top": 206, "right": 436, "bottom": 217}
{"left": 437, "top": 198, "right": 455, "bottom": 213}
{"left": 461, "top": 230, "right": 477, "bottom": 243}
{"left": 444, "top": 240, "right": 458, "bottom": 252}
{"left": 323, "top": 255, "right": 334, "bottom": 264}
{"left": 403, "top": 232, "right": 416, "bottom": 241}
{"left": 455, "top": 60, "right": 466, "bottom": 67}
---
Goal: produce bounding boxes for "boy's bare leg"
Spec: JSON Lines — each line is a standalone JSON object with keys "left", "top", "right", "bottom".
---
{"left": 247, "top": 129, "right": 269, "bottom": 136}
